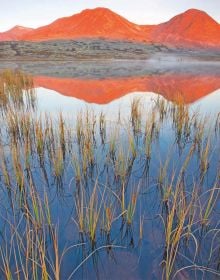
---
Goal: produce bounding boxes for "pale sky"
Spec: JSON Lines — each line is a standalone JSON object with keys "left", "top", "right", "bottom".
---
{"left": 0, "top": 0, "right": 219, "bottom": 32}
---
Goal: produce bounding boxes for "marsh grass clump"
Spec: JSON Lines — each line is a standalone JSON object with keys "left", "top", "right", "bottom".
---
{"left": 114, "top": 145, "right": 135, "bottom": 186}
{"left": 99, "top": 112, "right": 106, "bottom": 144}
{"left": 75, "top": 110, "right": 96, "bottom": 177}
{"left": 52, "top": 146, "right": 64, "bottom": 182}
{"left": 58, "top": 113, "right": 66, "bottom": 158}
{"left": 11, "top": 144, "right": 25, "bottom": 192}
{"left": 193, "top": 116, "right": 206, "bottom": 152}
{"left": 0, "top": 70, "right": 36, "bottom": 112}
{"left": 86, "top": 184, "right": 101, "bottom": 243}
{"left": 108, "top": 126, "right": 119, "bottom": 160}
{"left": 173, "top": 103, "right": 189, "bottom": 139}
{"left": 35, "top": 119, "right": 45, "bottom": 164}
{"left": 161, "top": 181, "right": 195, "bottom": 280}
{"left": 74, "top": 182, "right": 104, "bottom": 243}
{"left": 72, "top": 153, "right": 82, "bottom": 184}
{"left": 143, "top": 107, "right": 162, "bottom": 162}
{"left": 0, "top": 147, "right": 11, "bottom": 188}
{"left": 126, "top": 187, "right": 139, "bottom": 225}
{"left": 130, "top": 97, "right": 142, "bottom": 135}
{"left": 103, "top": 205, "right": 114, "bottom": 234}
{"left": 154, "top": 95, "right": 169, "bottom": 122}
{"left": 199, "top": 137, "right": 211, "bottom": 177}
{"left": 200, "top": 181, "right": 220, "bottom": 226}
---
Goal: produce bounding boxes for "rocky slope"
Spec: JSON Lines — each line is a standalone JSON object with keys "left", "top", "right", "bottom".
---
{"left": 21, "top": 8, "right": 151, "bottom": 42}
{"left": 151, "top": 9, "right": 220, "bottom": 48}
{"left": 19, "top": 8, "right": 220, "bottom": 49}
{"left": 0, "top": 26, "right": 33, "bottom": 41}
{"left": 0, "top": 8, "right": 219, "bottom": 52}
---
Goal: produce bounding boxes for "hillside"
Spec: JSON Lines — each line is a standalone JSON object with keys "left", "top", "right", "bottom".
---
{"left": 21, "top": 8, "right": 152, "bottom": 42}
{"left": 151, "top": 9, "right": 220, "bottom": 48}
{"left": 0, "top": 26, "right": 33, "bottom": 41}
{"left": 1, "top": 8, "right": 220, "bottom": 49}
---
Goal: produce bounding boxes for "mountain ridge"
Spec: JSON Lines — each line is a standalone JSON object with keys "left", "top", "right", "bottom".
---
{"left": 1, "top": 8, "right": 219, "bottom": 49}
{"left": 20, "top": 7, "right": 150, "bottom": 42}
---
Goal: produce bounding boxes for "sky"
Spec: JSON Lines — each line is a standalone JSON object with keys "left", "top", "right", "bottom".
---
{"left": 0, "top": 0, "right": 219, "bottom": 32}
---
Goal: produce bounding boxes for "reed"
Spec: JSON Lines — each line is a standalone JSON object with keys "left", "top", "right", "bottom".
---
{"left": 0, "top": 70, "right": 36, "bottom": 112}
{"left": 86, "top": 182, "right": 102, "bottom": 243}
{"left": 74, "top": 186, "right": 86, "bottom": 233}
{"left": 127, "top": 189, "right": 139, "bottom": 225}
{"left": 108, "top": 126, "right": 118, "bottom": 160}
{"left": 11, "top": 144, "right": 25, "bottom": 192}
{"left": 103, "top": 205, "right": 114, "bottom": 234}
{"left": 72, "top": 153, "right": 82, "bottom": 184}
{"left": 171, "top": 99, "right": 191, "bottom": 143}
{"left": 58, "top": 113, "right": 66, "bottom": 158}
{"left": 99, "top": 112, "right": 106, "bottom": 144}
{"left": 200, "top": 137, "right": 211, "bottom": 176}
{"left": 0, "top": 245, "right": 12, "bottom": 280}
{"left": 0, "top": 147, "right": 11, "bottom": 188}
{"left": 52, "top": 146, "right": 64, "bottom": 180}
{"left": 215, "top": 113, "right": 220, "bottom": 135}
{"left": 162, "top": 182, "right": 193, "bottom": 280}
{"left": 154, "top": 95, "right": 168, "bottom": 121}
{"left": 130, "top": 97, "right": 142, "bottom": 134}
{"left": 200, "top": 182, "right": 219, "bottom": 226}
{"left": 139, "top": 215, "right": 144, "bottom": 241}
{"left": 35, "top": 119, "right": 45, "bottom": 164}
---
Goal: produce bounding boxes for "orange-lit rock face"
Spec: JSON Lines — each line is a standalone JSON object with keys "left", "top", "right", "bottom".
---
{"left": 19, "top": 8, "right": 220, "bottom": 48}
{"left": 151, "top": 9, "right": 220, "bottom": 48}
{"left": 0, "top": 26, "right": 33, "bottom": 41}
{"left": 33, "top": 74, "right": 220, "bottom": 104}
{"left": 22, "top": 8, "right": 153, "bottom": 42}
{"left": 1, "top": 8, "right": 219, "bottom": 48}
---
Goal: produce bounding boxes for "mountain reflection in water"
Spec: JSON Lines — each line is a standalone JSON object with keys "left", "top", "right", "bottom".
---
{"left": 33, "top": 73, "right": 220, "bottom": 104}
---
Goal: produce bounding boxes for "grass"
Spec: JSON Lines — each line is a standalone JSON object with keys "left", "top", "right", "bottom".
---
{"left": 126, "top": 185, "right": 139, "bottom": 225}
{"left": 161, "top": 181, "right": 193, "bottom": 280}
{"left": 130, "top": 97, "right": 142, "bottom": 135}
{"left": 0, "top": 70, "right": 219, "bottom": 279}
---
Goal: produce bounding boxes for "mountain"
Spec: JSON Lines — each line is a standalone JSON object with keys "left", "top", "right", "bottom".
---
{"left": 22, "top": 8, "right": 153, "bottom": 42}
{"left": 151, "top": 9, "right": 220, "bottom": 48}
{"left": 3, "top": 8, "right": 220, "bottom": 49}
{"left": 0, "top": 26, "right": 33, "bottom": 41}
{"left": 33, "top": 74, "right": 220, "bottom": 104}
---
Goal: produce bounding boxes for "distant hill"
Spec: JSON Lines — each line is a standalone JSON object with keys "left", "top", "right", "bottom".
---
{"left": 0, "top": 26, "right": 33, "bottom": 41}
{"left": 1, "top": 8, "right": 220, "bottom": 49}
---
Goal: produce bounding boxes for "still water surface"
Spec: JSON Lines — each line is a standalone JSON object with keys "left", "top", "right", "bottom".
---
{"left": 0, "top": 61, "right": 220, "bottom": 279}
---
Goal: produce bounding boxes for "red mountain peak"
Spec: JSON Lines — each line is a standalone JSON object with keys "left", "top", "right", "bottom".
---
{"left": 7, "top": 25, "right": 33, "bottom": 34}
{"left": 168, "top": 9, "right": 219, "bottom": 30}
{"left": 0, "top": 25, "right": 33, "bottom": 41}
{"left": 181, "top": 8, "right": 218, "bottom": 21}
{"left": 153, "top": 8, "right": 220, "bottom": 47}
{"left": 21, "top": 7, "right": 150, "bottom": 42}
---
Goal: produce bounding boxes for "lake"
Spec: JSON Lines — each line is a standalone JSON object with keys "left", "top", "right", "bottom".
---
{"left": 0, "top": 60, "right": 219, "bottom": 279}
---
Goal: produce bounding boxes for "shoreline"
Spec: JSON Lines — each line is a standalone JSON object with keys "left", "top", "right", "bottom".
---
{"left": 0, "top": 39, "right": 220, "bottom": 61}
